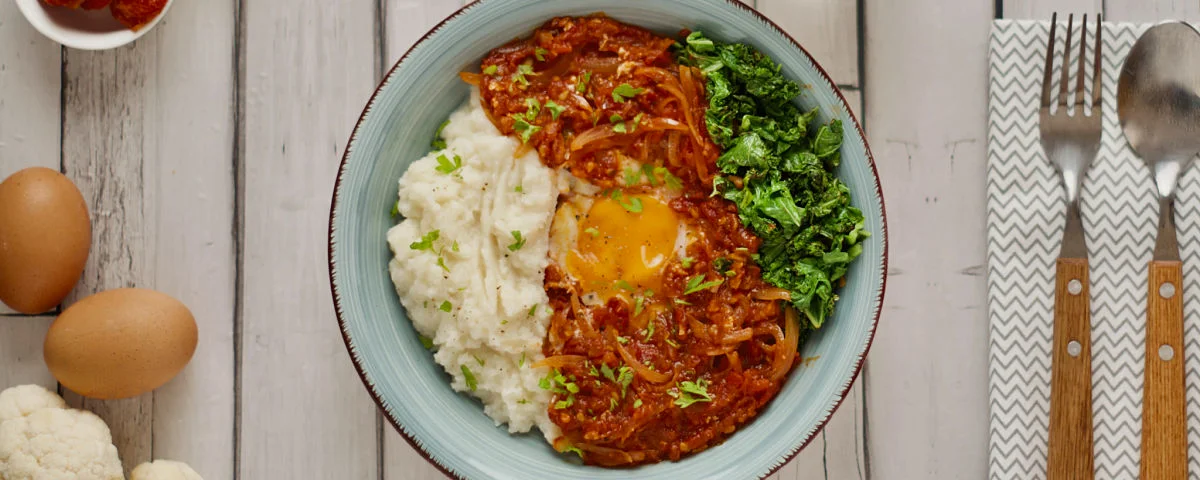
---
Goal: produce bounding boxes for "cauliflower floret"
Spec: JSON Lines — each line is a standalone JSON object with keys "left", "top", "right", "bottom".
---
{"left": 0, "top": 385, "right": 67, "bottom": 424}
{"left": 0, "top": 408, "right": 123, "bottom": 480}
{"left": 131, "top": 459, "right": 204, "bottom": 480}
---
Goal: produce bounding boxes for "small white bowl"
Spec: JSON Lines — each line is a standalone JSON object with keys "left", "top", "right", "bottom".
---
{"left": 14, "top": 0, "right": 173, "bottom": 50}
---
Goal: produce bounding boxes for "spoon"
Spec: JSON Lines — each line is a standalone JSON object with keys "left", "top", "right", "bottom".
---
{"left": 1118, "top": 21, "right": 1200, "bottom": 480}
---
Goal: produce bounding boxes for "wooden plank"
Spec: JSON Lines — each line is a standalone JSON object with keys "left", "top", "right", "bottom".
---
{"left": 60, "top": 38, "right": 159, "bottom": 474}
{"left": 861, "top": 0, "right": 992, "bottom": 478}
{"left": 143, "top": 3, "right": 238, "bottom": 479}
{"left": 1001, "top": 0, "right": 1102, "bottom": 19}
{"left": 238, "top": 1, "right": 381, "bottom": 478}
{"left": 0, "top": 0, "right": 62, "bottom": 316}
{"left": 1105, "top": 0, "right": 1200, "bottom": 22}
{"left": 757, "top": 0, "right": 859, "bottom": 85}
{"left": 0, "top": 317, "right": 55, "bottom": 389}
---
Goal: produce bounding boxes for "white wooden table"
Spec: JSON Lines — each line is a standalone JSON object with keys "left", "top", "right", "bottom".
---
{"left": 2, "top": 1, "right": 1198, "bottom": 478}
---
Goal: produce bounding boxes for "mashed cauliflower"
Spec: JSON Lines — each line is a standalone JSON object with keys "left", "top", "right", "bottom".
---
{"left": 387, "top": 88, "right": 559, "bottom": 440}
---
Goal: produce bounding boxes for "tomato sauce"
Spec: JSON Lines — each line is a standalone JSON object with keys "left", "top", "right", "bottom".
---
{"left": 476, "top": 15, "right": 797, "bottom": 466}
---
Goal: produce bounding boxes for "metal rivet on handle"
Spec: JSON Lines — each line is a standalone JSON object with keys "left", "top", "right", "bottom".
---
{"left": 1159, "top": 344, "right": 1175, "bottom": 361}
{"left": 1068, "top": 279, "right": 1082, "bottom": 295}
{"left": 1160, "top": 282, "right": 1176, "bottom": 299}
{"left": 1067, "top": 340, "right": 1082, "bottom": 357}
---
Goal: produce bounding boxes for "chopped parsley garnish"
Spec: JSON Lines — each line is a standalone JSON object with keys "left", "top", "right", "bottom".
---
{"left": 390, "top": 200, "right": 400, "bottom": 217}
{"left": 545, "top": 100, "right": 566, "bottom": 120}
{"left": 518, "top": 352, "right": 526, "bottom": 368}
{"left": 483, "top": 65, "right": 498, "bottom": 75}
{"left": 512, "top": 117, "right": 541, "bottom": 143}
{"left": 513, "top": 63, "right": 535, "bottom": 86}
{"left": 670, "top": 379, "right": 712, "bottom": 408}
{"left": 673, "top": 299, "right": 692, "bottom": 306}
{"left": 514, "top": 185, "right": 524, "bottom": 193}
{"left": 436, "top": 256, "right": 450, "bottom": 273}
{"left": 612, "top": 83, "right": 645, "bottom": 103}
{"left": 589, "top": 364, "right": 600, "bottom": 377}
{"left": 419, "top": 335, "right": 434, "bottom": 350}
{"left": 541, "top": 369, "right": 579, "bottom": 409}
{"left": 507, "top": 231, "right": 526, "bottom": 251}
{"left": 410, "top": 230, "right": 440, "bottom": 251}
{"left": 534, "top": 48, "right": 549, "bottom": 61}
{"left": 631, "top": 113, "right": 644, "bottom": 132}
{"left": 634, "top": 295, "right": 645, "bottom": 316}
{"left": 451, "top": 241, "right": 460, "bottom": 252}
{"left": 615, "top": 280, "right": 635, "bottom": 291}
{"left": 633, "top": 398, "right": 643, "bottom": 408}
{"left": 661, "top": 168, "right": 683, "bottom": 190}
{"left": 576, "top": 71, "right": 591, "bottom": 93}
{"left": 610, "top": 114, "right": 627, "bottom": 134}
{"left": 584, "top": 227, "right": 600, "bottom": 237}
{"left": 713, "top": 257, "right": 734, "bottom": 276}
{"left": 517, "top": 398, "right": 529, "bottom": 404}
{"left": 473, "top": 355, "right": 485, "bottom": 366}
{"left": 563, "top": 446, "right": 584, "bottom": 458}
{"left": 431, "top": 119, "right": 450, "bottom": 149}
{"left": 643, "top": 317, "right": 655, "bottom": 340}
{"left": 435, "top": 153, "right": 462, "bottom": 174}
{"left": 623, "top": 166, "right": 642, "bottom": 186}
{"left": 679, "top": 256, "right": 695, "bottom": 268}
{"left": 619, "top": 196, "right": 643, "bottom": 213}
{"left": 439, "top": 300, "right": 452, "bottom": 312}
{"left": 684, "top": 274, "right": 724, "bottom": 295}
{"left": 528, "top": 304, "right": 538, "bottom": 317}
{"left": 524, "top": 98, "right": 541, "bottom": 120}
{"left": 616, "top": 366, "right": 634, "bottom": 397}
{"left": 462, "top": 365, "right": 478, "bottom": 391}
{"left": 616, "top": 336, "right": 629, "bottom": 345}
{"left": 665, "top": 337, "right": 681, "bottom": 348}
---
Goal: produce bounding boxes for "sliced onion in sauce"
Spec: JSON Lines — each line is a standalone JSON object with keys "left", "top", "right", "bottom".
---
{"left": 609, "top": 328, "right": 671, "bottom": 383}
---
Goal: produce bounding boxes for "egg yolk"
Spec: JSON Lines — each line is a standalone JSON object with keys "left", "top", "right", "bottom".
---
{"left": 568, "top": 193, "right": 680, "bottom": 297}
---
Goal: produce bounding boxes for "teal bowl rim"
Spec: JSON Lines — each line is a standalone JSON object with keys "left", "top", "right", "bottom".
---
{"left": 329, "top": 1, "right": 889, "bottom": 478}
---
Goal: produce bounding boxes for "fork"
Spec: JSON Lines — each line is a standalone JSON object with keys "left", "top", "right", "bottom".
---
{"left": 1039, "top": 13, "right": 1103, "bottom": 480}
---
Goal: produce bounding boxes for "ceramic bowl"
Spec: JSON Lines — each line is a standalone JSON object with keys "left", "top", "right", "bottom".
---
{"left": 14, "top": 0, "right": 173, "bottom": 50}
{"left": 330, "top": 1, "right": 887, "bottom": 478}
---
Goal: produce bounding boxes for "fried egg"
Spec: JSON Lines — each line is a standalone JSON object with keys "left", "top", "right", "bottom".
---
{"left": 548, "top": 169, "right": 691, "bottom": 304}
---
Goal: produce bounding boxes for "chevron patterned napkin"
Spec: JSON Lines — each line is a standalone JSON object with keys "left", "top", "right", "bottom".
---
{"left": 987, "top": 19, "right": 1200, "bottom": 480}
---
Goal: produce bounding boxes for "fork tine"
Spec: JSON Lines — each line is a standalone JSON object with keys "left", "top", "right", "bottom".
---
{"left": 1058, "top": 14, "right": 1075, "bottom": 107}
{"left": 1041, "top": 12, "right": 1058, "bottom": 108}
{"left": 1092, "top": 14, "right": 1103, "bottom": 107}
{"left": 1075, "top": 15, "right": 1089, "bottom": 108}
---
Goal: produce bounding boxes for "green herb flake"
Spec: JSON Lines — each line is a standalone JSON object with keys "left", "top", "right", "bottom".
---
{"left": 534, "top": 48, "right": 549, "bottom": 62}
{"left": 528, "top": 304, "right": 539, "bottom": 317}
{"left": 600, "top": 364, "right": 615, "bottom": 383}
{"left": 612, "top": 83, "right": 645, "bottom": 103}
{"left": 508, "top": 231, "right": 526, "bottom": 251}
{"left": 519, "top": 352, "right": 526, "bottom": 368}
{"left": 439, "top": 300, "right": 452, "bottom": 312}
{"left": 390, "top": 200, "right": 400, "bottom": 217}
{"left": 512, "top": 117, "right": 541, "bottom": 143}
{"left": 673, "top": 299, "right": 692, "bottom": 306}
{"left": 623, "top": 166, "right": 642, "bottom": 186}
{"left": 631, "top": 113, "right": 644, "bottom": 132}
{"left": 576, "top": 71, "right": 592, "bottom": 93}
{"left": 435, "top": 153, "right": 463, "bottom": 174}
{"left": 619, "top": 196, "right": 643, "bottom": 213}
{"left": 679, "top": 256, "right": 695, "bottom": 268}
{"left": 419, "top": 335, "right": 434, "bottom": 350}
{"left": 616, "top": 336, "right": 630, "bottom": 345}
{"left": 633, "top": 398, "right": 643, "bottom": 408}
{"left": 665, "top": 337, "right": 681, "bottom": 348}
{"left": 518, "top": 398, "right": 529, "bottom": 404}
{"left": 564, "top": 446, "right": 584, "bottom": 458}
{"left": 610, "top": 398, "right": 619, "bottom": 411}
{"left": 634, "top": 295, "right": 645, "bottom": 316}
{"left": 610, "top": 113, "right": 627, "bottom": 134}
{"left": 524, "top": 97, "right": 541, "bottom": 120}
{"left": 436, "top": 256, "right": 450, "bottom": 273}
{"left": 683, "top": 274, "right": 723, "bottom": 295}
{"left": 615, "top": 280, "right": 635, "bottom": 291}
{"left": 671, "top": 379, "right": 712, "bottom": 408}
{"left": 513, "top": 63, "right": 535, "bottom": 86}
{"left": 514, "top": 185, "right": 524, "bottom": 193}
{"left": 410, "top": 230, "right": 440, "bottom": 251}
{"left": 584, "top": 227, "right": 600, "bottom": 237}
{"left": 545, "top": 100, "right": 566, "bottom": 120}
{"left": 431, "top": 119, "right": 450, "bottom": 149}
{"left": 483, "top": 65, "right": 498, "bottom": 75}
{"left": 616, "top": 366, "right": 634, "bottom": 398}
{"left": 462, "top": 365, "right": 478, "bottom": 392}
{"left": 472, "top": 355, "right": 485, "bottom": 367}
{"left": 451, "top": 241, "right": 460, "bottom": 252}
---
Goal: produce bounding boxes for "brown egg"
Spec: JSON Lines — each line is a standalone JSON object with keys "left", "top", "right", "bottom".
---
{"left": 44, "top": 288, "right": 198, "bottom": 400}
{"left": 0, "top": 167, "right": 91, "bottom": 314}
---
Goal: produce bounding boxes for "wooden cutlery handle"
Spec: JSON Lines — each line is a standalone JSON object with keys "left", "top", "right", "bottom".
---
{"left": 1048, "top": 257, "right": 1095, "bottom": 480}
{"left": 1142, "top": 260, "right": 1188, "bottom": 480}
